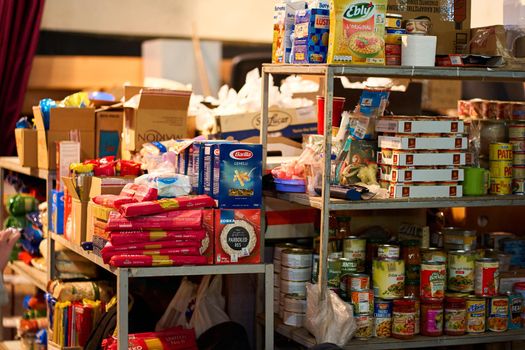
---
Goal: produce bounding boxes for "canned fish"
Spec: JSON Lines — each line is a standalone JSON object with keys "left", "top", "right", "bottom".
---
{"left": 373, "top": 259, "right": 405, "bottom": 299}
{"left": 448, "top": 250, "right": 475, "bottom": 292}
{"left": 351, "top": 290, "right": 374, "bottom": 314}
{"left": 354, "top": 314, "right": 373, "bottom": 339}
{"left": 420, "top": 261, "right": 446, "bottom": 301}
{"left": 421, "top": 248, "right": 447, "bottom": 263}
{"left": 514, "top": 165, "right": 525, "bottom": 178}
{"left": 489, "top": 143, "right": 513, "bottom": 161}
{"left": 512, "top": 178, "right": 525, "bottom": 194}
{"left": 475, "top": 258, "right": 499, "bottom": 297}
{"left": 339, "top": 258, "right": 358, "bottom": 299}
{"left": 514, "top": 151, "right": 525, "bottom": 165}
{"left": 343, "top": 237, "right": 366, "bottom": 272}
{"left": 509, "top": 123, "right": 525, "bottom": 139}
{"left": 281, "top": 248, "right": 312, "bottom": 268}
{"left": 283, "top": 294, "right": 307, "bottom": 314}
{"left": 490, "top": 177, "right": 513, "bottom": 195}
{"left": 280, "top": 279, "right": 307, "bottom": 296}
{"left": 488, "top": 296, "right": 509, "bottom": 332}
{"left": 466, "top": 296, "right": 486, "bottom": 333}
{"left": 283, "top": 310, "right": 305, "bottom": 327}
{"left": 327, "top": 257, "right": 341, "bottom": 290}
{"left": 350, "top": 273, "right": 370, "bottom": 291}
{"left": 507, "top": 292, "right": 523, "bottom": 330}
{"left": 274, "top": 243, "right": 298, "bottom": 262}
{"left": 511, "top": 139, "right": 525, "bottom": 152}
{"left": 489, "top": 161, "right": 513, "bottom": 178}
{"left": 281, "top": 266, "right": 312, "bottom": 282}
{"left": 377, "top": 244, "right": 400, "bottom": 259}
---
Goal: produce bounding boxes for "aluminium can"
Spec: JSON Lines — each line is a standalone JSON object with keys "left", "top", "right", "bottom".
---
{"left": 487, "top": 296, "right": 509, "bottom": 332}
{"left": 489, "top": 143, "right": 513, "bottom": 161}
{"left": 351, "top": 289, "right": 374, "bottom": 315}
{"left": 507, "top": 292, "right": 523, "bottom": 330}
{"left": 354, "top": 314, "right": 373, "bottom": 339}
{"left": 327, "top": 256, "right": 342, "bottom": 290}
{"left": 281, "top": 248, "right": 312, "bottom": 268}
{"left": 350, "top": 273, "right": 370, "bottom": 291}
{"left": 474, "top": 258, "right": 499, "bottom": 297}
{"left": 373, "top": 299, "right": 392, "bottom": 338}
{"left": 343, "top": 236, "right": 366, "bottom": 272}
{"left": 489, "top": 161, "right": 513, "bottom": 178}
{"left": 466, "top": 296, "right": 486, "bottom": 333}
{"left": 377, "top": 244, "right": 400, "bottom": 259}
{"left": 372, "top": 259, "right": 405, "bottom": 299}
{"left": 512, "top": 178, "right": 525, "bottom": 195}
{"left": 420, "top": 261, "right": 446, "bottom": 301}
{"left": 490, "top": 177, "right": 512, "bottom": 195}
{"left": 339, "top": 258, "right": 359, "bottom": 299}
{"left": 448, "top": 250, "right": 475, "bottom": 292}
{"left": 281, "top": 265, "right": 312, "bottom": 282}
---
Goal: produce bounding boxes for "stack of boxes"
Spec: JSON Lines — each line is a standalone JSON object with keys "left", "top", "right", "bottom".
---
{"left": 376, "top": 117, "right": 466, "bottom": 198}
{"left": 510, "top": 122, "right": 525, "bottom": 194}
{"left": 385, "top": 14, "right": 404, "bottom": 66}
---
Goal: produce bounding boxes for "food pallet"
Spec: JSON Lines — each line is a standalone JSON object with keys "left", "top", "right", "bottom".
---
{"left": 259, "top": 64, "right": 525, "bottom": 348}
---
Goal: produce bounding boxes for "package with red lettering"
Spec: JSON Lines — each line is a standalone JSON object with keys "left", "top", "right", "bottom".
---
{"left": 119, "top": 195, "right": 215, "bottom": 218}
{"left": 106, "top": 210, "right": 202, "bottom": 231}
{"left": 215, "top": 209, "right": 261, "bottom": 264}
{"left": 102, "top": 239, "right": 201, "bottom": 253}
{"left": 109, "top": 254, "right": 207, "bottom": 267}
{"left": 92, "top": 195, "right": 136, "bottom": 209}
{"left": 110, "top": 229, "right": 207, "bottom": 246}
{"left": 117, "top": 160, "right": 142, "bottom": 176}
{"left": 102, "top": 246, "right": 201, "bottom": 263}
{"left": 102, "top": 326, "right": 197, "bottom": 350}
{"left": 120, "top": 183, "right": 158, "bottom": 201}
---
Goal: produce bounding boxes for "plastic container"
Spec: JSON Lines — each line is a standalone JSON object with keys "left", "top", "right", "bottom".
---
{"left": 421, "top": 299, "right": 444, "bottom": 336}
{"left": 273, "top": 178, "right": 306, "bottom": 193}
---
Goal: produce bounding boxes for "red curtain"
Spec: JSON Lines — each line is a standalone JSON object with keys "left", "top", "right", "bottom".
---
{"left": 0, "top": 0, "right": 45, "bottom": 156}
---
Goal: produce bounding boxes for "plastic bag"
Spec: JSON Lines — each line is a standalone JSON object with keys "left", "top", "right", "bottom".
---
{"left": 305, "top": 283, "right": 355, "bottom": 346}
{"left": 190, "top": 275, "right": 229, "bottom": 337}
{"left": 155, "top": 277, "right": 198, "bottom": 331}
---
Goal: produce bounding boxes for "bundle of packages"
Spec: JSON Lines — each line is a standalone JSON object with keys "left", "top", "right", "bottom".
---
{"left": 102, "top": 326, "right": 197, "bottom": 350}
{"left": 119, "top": 195, "right": 215, "bottom": 217}
{"left": 92, "top": 183, "right": 158, "bottom": 209}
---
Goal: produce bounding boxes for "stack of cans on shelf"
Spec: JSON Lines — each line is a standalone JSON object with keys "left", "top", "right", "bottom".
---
{"left": 489, "top": 143, "right": 513, "bottom": 195}
{"left": 385, "top": 13, "right": 403, "bottom": 66}
{"left": 273, "top": 243, "right": 297, "bottom": 316}
{"left": 509, "top": 123, "right": 525, "bottom": 194}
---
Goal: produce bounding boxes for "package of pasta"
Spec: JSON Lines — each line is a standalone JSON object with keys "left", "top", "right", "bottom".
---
{"left": 102, "top": 246, "right": 201, "bottom": 263}
{"left": 102, "top": 326, "right": 197, "bottom": 350}
{"left": 119, "top": 195, "right": 215, "bottom": 218}
{"left": 92, "top": 195, "right": 136, "bottom": 209}
{"left": 120, "top": 183, "right": 158, "bottom": 201}
{"left": 106, "top": 209, "right": 203, "bottom": 231}
{"left": 109, "top": 254, "right": 208, "bottom": 267}
{"left": 49, "top": 280, "right": 114, "bottom": 303}
{"left": 102, "top": 239, "right": 202, "bottom": 253}
{"left": 110, "top": 229, "right": 207, "bottom": 246}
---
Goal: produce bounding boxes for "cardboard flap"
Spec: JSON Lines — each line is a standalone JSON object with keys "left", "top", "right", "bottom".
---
{"left": 95, "top": 102, "right": 124, "bottom": 113}
{"left": 136, "top": 92, "right": 191, "bottom": 110}
{"left": 49, "top": 108, "right": 95, "bottom": 131}
{"left": 63, "top": 176, "right": 92, "bottom": 201}
{"left": 124, "top": 86, "right": 144, "bottom": 100}
{"left": 33, "top": 106, "right": 46, "bottom": 131}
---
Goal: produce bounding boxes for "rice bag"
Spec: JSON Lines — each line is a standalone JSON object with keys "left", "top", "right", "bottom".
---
{"left": 102, "top": 240, "right": 202, "bottom": 253}
{"left": 109, "top": 254, "right": 208, "bottom": 267}
{"left": 106, "top": 210, "right": 203, "bottom": 231}
{"left": 102, "top": 246, "right": 201, "bottom": 263}
{"left": 92, "top": 195, "right": 136, "bottom": 209}
{"left": 110, "top": 229, "right": 207, "bottom": 246}
{"left": 119, "top": 195, "right": 215, "bottom": 218}
{"left": 120, "top": 183, "right": 158, "bottom": 201}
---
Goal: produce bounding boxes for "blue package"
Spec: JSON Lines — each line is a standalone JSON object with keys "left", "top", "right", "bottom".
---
{"left": 98, "top": 130, "right": 120, "bottom": 157}
{"left": 292, "top": 8, "right": 330, "bottom": 64}
{"left": 209, "top": 143, "right": 262, "bottom": 208}
{"left": 192, "top": 140, "right": 236, "bottom": 194}
{"left": 50, "top": 190, "right": 64, "bottom": 234}
{"left": 179, "top": 148, "right": 190, "bottom": 175}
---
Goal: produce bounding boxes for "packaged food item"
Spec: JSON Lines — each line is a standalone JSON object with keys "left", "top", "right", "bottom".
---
{"left": 103, "top": 327, "right": 197, "bottom": 350}
{"left": 118, "top": 195, "right": 215, "bottom": 217}
{"left": 343, "top": 236, "right": 366, "bottom": 272}
{"left": 327, "top": 0, "right": 387, "bottom": 65}
{"left": 391, "top": 299, "right": 416, "bottom": 339}
{"left": 292, "top": 8, "right": 330, "bottom": 64}
{"left": 447, "top": 250, "right": 475, "bottom": 292}
{"left": 443, "top": 227, "right": 477, "bottom": 251}
{"left": 372, "top": 259, "right": 405, "bottom": 299}
{"left": 421, "top": 248, "right": 447, "bottom": 264}
{"left": 487, "top": 296, "right": 509, "bottom": 332}
{"left": 507, "top": 292, "right": 523, "bottom": 330}
{"left": 444, "top": 297, "right": 467, "bottom": 336}
{"left": 282, "top": 248, "right": 313, "bottom": 268}
{"left": 465, "top": 296, "right": 486, "bottom": 333}
{"left": 420, "top": 261, "right": 446, "bottom": 301}
{"left": 421, "top": 299, "right": 443, "bottom": 336}
{"left": 377, "top": 244, "right": 399, "bottom": 259}
{"left": 281, "top": 266, "right": 312, "bottom": 282}
{"left": 351, "top": 289, "right": 374, "bottom": 314}
{"left": 120, "top": 183, "right": 158, "bottom": 202}
{"left": 475, "top": 258, "right": 499, "bottom": 297}
{"left": 109, "top": 254, "right": 207, "bottom": 267}
{"left": 354, "top": 314, "right": 373, "bottom": 339}
{"left": 327, "top": 256, "right": 342, "bottom": 290}
{"left": 106, "top": 210, "right": 203, "bottom": 231}
{"left": 339, "top": 257, "right": 358, "bottom": 299}
{"left": 101, "top": 246, "right": 201, "bottom": 264}
{"left": 373, "top": 299, "right": 392, "bottom": 338}
{"left": 350, "top": 273, "right": 370, "bottom": 291}
{"left": 109, "top": 229, "right": 206, "bottom": 246}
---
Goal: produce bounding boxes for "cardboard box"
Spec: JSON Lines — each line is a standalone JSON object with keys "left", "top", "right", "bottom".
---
{"left": 33, "top": 106, "right": 95, "bottom": 170}
{"left": 14, "top": 129, "right": 38, "bottom": 168}
{"left": 56, "top": 141, "right": 80, "bottom": 192}
{"left": 380, "top": 166, "right": 464, "bottom": 183}
{"left": 378, "top": 135, "right": 468, "bottom": 150}
{"left": 214, "top": 209, "right": 261, "bottom": 264}
{"left": 95, "top": 106, "right": 124, "bottom": 158}
{"left": 63, "top": 176, "right": 92, "bottom": 245}
{"left": 88, "top": 176, "right": 134, "bottom": 199}
{"left": 386, "top": 183, "right": 463, "bottom": 198}
{"left": 470, "top": 25, "right": 525, "bottom": 58}
{"left": 123, "top": 86, "right": 191, "bottom": 152}
{"left": 376, "top": 118, "right": 464, "bottom": 134}
{"left": 292, "top": 8, "right": 329, "bottom": 64}
{"left": 387, "top": 0, "right": 471, "bottom": 54}
{"left": 86, "top": 201, "right": 116, "bottom": 242}
{"left": 378, "top": 150, "right": 466, "bottom": 166}
{"left": 214, "top": 106, "right": 317, "bottom": 141}
{"left": 50, "top": 190, "right": 64, "bottom": 234}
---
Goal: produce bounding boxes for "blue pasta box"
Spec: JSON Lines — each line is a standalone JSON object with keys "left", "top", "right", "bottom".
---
{"left": 192, "top": 140, "right": 237, "bottom": 194}
{"left": 206, "top": 143, "right": 262, "bottom": 208}
{"left": 50, "top": 190, "right": 64, "bottom": 234}
{"left": 292, "top": 8, "right": 330, "bottom": 64}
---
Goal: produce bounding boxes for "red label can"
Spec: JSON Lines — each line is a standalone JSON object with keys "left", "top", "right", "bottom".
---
{"left": 475, "top": 258, "right": 499, "bottom": 297}
{"left": 420, "top": 261, "right": 446, "bottom": 301}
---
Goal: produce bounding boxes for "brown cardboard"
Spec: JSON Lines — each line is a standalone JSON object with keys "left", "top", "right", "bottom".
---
{"left": 88, "top": 176, "right": 134, "bottom": 199}
{"left": 56, "top": 141, "right": 80, "bottom": 192}
{"left": 86, "top": 201, "right": 116, "bottom": 242}
{"left": 123, "top": 86, "right": 191, "bottom": 152}
{"left": 33, "top": 106, "right": 95, "bottom": 169}
{"left": 14, "top": 129, "right": 38, "bottom": 168}
{"left": 63, "top": 176, "right": 92, "bottom": 244}
{"left": 387, "top": 0, "right": 471, "bottom": 54}
{"left": 95, "top": 105, "right": 124, "bottom": 158}
{"left": 470, "top": 25, "right": 525, "bottom": 58}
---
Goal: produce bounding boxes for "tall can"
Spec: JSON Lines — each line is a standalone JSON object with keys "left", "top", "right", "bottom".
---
{"left": 420, "top": 261, "right": 446, "bottom": 301}
{"left": 343, "top": 236, "right": 366, "bottom": 272}
{"left": 372, "top": 259, "right": 405, "bottom": 299}
{"left": 339, "top": 258, "right": 358, "bottom": 299}
{"left": 474, "top": 258, "right": 499, "bottom": 297}
{"left": 351, "top": 289, "right": 374, "bottom": 315}
{"left": 488, "top": 295, "right": 509, "bottom": 332}
{"left": 327, "top": 256, "right": 341, "bottom": 291}
{"left": 448, "top": 250, "right": 475, "bottom": 292}
{"left": 373, "top": 299, "right": 393, "bottom": 338}
{"left": 489, "top": 143, "right": 513, "bottom": 161}
{"left": 466, "top": 296, "right": 486, "bottom": 333}
{"left": 507, "top": 292, "right": 523, "bottom": 330}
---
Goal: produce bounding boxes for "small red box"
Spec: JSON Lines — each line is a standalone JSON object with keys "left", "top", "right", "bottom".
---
{"left": 202, "top": 209, "right": 215, "bottom": 264}
{"left": 214, "top": 209, "right": 261, "bottom": 264}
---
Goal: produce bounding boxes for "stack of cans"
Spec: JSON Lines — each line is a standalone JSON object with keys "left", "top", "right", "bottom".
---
{"left": 385, "top": 13, "right": 404, "bottom": 66}
{"left": 273, "top": 243, "right": 298, "bottom": 315}
{"left": 509, "top": 122, "right": 525, "bottom": 194}
{"left": 280, "top": 248, "right": 312, "bottom": 327}
{"left": 489, "top": 143, "right": 513, "bottom": 195}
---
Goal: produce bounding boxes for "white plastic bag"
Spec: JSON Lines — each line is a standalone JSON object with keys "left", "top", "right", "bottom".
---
{"left": 305, "top": 283, "right": 356, "bottom": 346}
{"left": 155, "top": 277, "right": 198, "bottom": 331}
{"left": 190, "top": 275, "right": 230, "bottom": 337}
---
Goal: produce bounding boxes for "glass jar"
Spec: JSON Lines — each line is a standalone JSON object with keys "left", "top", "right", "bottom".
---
{"left": 337, "top": 216, "right": 352, "bottom": 239}
{"left": 402, "top": 240, "right": 421, "bottom": 265}
{"left": 392, "top": 299, "right": 416, "bottom": 339}
{"left": 421, "top": 299, "right": 444, "bottom": 336}
{"left": 444, "top": 297, "right": 467, "bottom": 336}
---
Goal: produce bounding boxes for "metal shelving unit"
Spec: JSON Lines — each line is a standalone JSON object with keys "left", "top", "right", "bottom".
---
{"left": 8, "top": 261, "right": 47, "bottom": 292}
{"left": 259, "top": 63, "right": 525, "bottom": 349}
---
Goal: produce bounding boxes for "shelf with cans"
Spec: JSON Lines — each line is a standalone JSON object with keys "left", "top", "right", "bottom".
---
{"left": 259, "top": 64, "right": 525, "bottom": 347}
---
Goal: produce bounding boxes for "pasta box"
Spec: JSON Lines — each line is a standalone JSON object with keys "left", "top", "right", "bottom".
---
{"left": 384, "top": 182, "right": 463, "bottom": 199}
{"left": 190, "top": 140, "right": 237, "bottom": 194}
{"left": 376, "top": 118, "right": 464, "bottom": 134}
{"left": 378, "top": 135, "right": 468, "bottom": 150}
{"left": 378, "top": 150, "right": 466, "bottom": 166}
{"left": 292, "top": 8, "right": 330, "bottom": 64}
{"left": 379, "top": 166, "right": 464, "bottom": 183}
{"left": 214, "top": 209, "right": 261, "bottom": 264}
{"left": 204, "top": 143, "right": 262, "bottom": 208}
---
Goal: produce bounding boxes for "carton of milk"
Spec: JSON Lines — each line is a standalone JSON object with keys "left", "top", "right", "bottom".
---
{"left": 204, "top": 143, "right": 262, "bottom": 208}
{"left": 292, "top": 8, "right": 330, "bottom": 64}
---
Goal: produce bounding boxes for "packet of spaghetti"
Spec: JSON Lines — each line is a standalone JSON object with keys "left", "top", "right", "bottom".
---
{"left": 92, "top": 195, "right": 136, "bottom": 209}
{"left": 119, "top": 195, "right": 215, "bottom": 218}
{"left": 102, "top": 246, "right": 201, "bottom": 263}
{"left": 106, "top": 209, "right": 203, "bottom": 231}
{"left": 109, "top": 254, "right": 207, "bottom": 267}
{"left": 102, "top": 239, "right": 202, "bottom": 253}
{"left": 110, "top": 229, "right": 207, "bottom": 246}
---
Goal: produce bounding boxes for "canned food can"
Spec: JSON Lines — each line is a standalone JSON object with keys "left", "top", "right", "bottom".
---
{"left": 509, "top": 123, "right": 525, "bottom": 139}
{"left": 374, "top": 299, "right": 393, "bottom": 317}
{"left": 281, "top": 248, "right": 312, "bottom": 268}
{"left": 283, "top": 294, "right": 307, "bottom": 314}
{"left": 372, "top": 259, "right": 405, "bottom": 299}
{"left": 386, "top": 13, "right": 403, "bottom": 29}
{"left": 281, "top": 266, "right": 312, "bottom": 282}
{"left": 377, "top": 244, "right": 400, "bottom": 259}
{"left": 343, "top": 237, "right": 366, "bottom": 272}
{"left": 386, "top": 55, "right": 401, "bottom": 66}
{"left": 354, "top": 314, "right": 373, "bottom": 339}
{"left": 514, "top": 165, "right": 525, "bottom": 179}
{"left": 514, "top": 151, "right": 525, "bottom": 165}
{"left": 350, "top": 273, "right": 370, "bottom": 291}
{"left": 329, "top": 251, "right": 343, "bottom": 259}
{"left": 280, "top": 279, "right": 307, "bottom": 296}
{"left": 508, "top": 292, "right": 523, "bottom": 330}
{"left": 274, "top": 272, "right": 280, "bottom": 287}
{"left": 488, "top": 296, "right": 509, "bottom": 332}
{"left": 405, "top": 296, "right": 421, "bottom": 335}
{"left": 490, "top": 177, "right": 513, "bottom": 195}
{"left": 489, "top": 161, "right": 513, "bottom": 178}
{"left": 373, "top": 298, "right": 393, "bottom": 337}
{"left": 489, "top": 143, "right": 513, "bottom": 161}
{"left": 339, "top": 258, "right": 358, "bottom": 299}
{"left": 421, "top": 248, "right": 447, "bottom": 263}
{"left": 513, "top": 102, "right": 525, "bottom": 120}
{"left": 448, "top": 250, "right": 475, "bottom": 292}
{"left": 474, "top": 258, "right": 499, "bottom": 297}
{"left": 513, "top": 178, "right": 525, "bottom": 195}
{"left": 274, "top": 243, "right": 298, "bottom": 261}
{"left": 385, "top": 44, "right": 401, "bottom": 56}
{"left": 466, "top": 296, "right": 486, "bottom": 333}
{"left": 283, "top": 310, "right": 305, "bottom": 327}
{"left": 511, "top": 139, "right": 525, "bottom": 152}
{"left": 351, "top": 290, "right": 374, "bottom": 314}
{"left": 327, "top": 257, "right": 342, "bottom": 289}
{"left": 420, "top": 261, "right": 446, "bottom": 301}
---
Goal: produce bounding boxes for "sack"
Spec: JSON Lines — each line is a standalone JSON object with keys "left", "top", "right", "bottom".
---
{"left": 155, "top": 277, "right": 198, "bottom": 331}
{"left": 190, "top": 275, "right": 230, "bottom": 338}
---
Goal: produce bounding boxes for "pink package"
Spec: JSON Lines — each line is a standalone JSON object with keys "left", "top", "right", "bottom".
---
{"left": 102, "top": 239, "right": 202, "bottom": 253}
{"left": 120, "top": 183, "right": 158, "bottom": 202}
{"left": 119, "top": 195, "right": 215, "bottom": 218}
{"left": 106, "top": 209, "right": 203, "bottom": 231}
{"left": 101, "top": 246, "right": 201, "bottom": 264}
{"left": 109, "top": 254, "right": 208, "bottom": 267}
{"left": 110, "top": 229, "right": 207, "bottom": 246}
{"left": 92, "top": 195, "right": 136, "bottom": 209}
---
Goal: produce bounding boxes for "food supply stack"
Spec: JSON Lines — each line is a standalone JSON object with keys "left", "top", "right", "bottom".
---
{"left": 376, "top": 116, "right": 467, "bottom": 198}
{"left": 510, "top": 122, "right": 525, "bottom": 194}
{"left": 384, "top": 13, "right": 403, "bottom": 66}
{"left": 488, "top": 143, "right": 513, "bottom": 195}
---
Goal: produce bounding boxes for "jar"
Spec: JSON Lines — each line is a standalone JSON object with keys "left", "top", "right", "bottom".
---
{"left": 421, "top": 299, "right": 444, "bottom": 336}
{"left": 337, "top": 216, "right": 351, "bottom": 239}
{"left": 444, "top": 297, "right": 467, "bottom": 336}
{"left": 405, "top": 280, "right": 420, "bottom": 298}
{"left": 392, "top": 299, "right": 416, "bottom": 339}
{"left": 402, "top": 240, "right": 421, "bottom": 265}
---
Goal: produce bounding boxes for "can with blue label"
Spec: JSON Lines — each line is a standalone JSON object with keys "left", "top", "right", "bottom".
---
{"left": 373, "top": 299, "right": 393, "bottom": 338}
{"left": 508, "top": 292, "right": 523, "bottom": 329}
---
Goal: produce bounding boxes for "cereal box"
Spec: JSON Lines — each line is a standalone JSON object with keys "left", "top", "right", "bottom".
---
{"left": 292, "top": 8, "right": 330, "bottom": 64}
{"left": 215, "top": 209, "right": 261, "bottom": 264}
{"left": 272, "top": 1, "right": 287, "bottom": 63}
{"left": 284, "top": 2, "right": 307, "bottom": 64}
{"left": 327, "top": 0, "right": 387, "bottom": 65}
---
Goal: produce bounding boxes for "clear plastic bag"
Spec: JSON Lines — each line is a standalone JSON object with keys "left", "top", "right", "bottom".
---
{"left": 190, "top": 275, "right": 230, "bottom": 337}
{"left": 155, "top": 277, "right": 198, "bottom": 331}
{"left": 305, "top": 283, "right": 356, "bottom": 346}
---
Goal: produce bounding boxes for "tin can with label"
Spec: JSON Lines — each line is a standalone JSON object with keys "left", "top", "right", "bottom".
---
{"left": 351, "top": 290, "right": 374, "bottom": 315}
{"left": 339, "top": 258, "right": 358, "bottom": 299}
{"left": 311, "top": 253, "right": 319, "bottom": 283}
{"left": 420, "top": 261, "right": 446, "bottom": 301}
{"left": 512, "top": 178, "right": 525, "bottom": 195}
{"left": 343, "top": 237, "right": 366, "bottom": 272}
{"left": 489, "top": 161, "right": 513, "bottom": 178}
{"left": 511, "top": 139, "right": 525, "bottom": 152}
{"left": 377, "top": 244, "right": 400, "bottom": 259}
{"left": 509, "top": 123, "right": 525, "bottom": 139}
{"left": 386, "top": 13, "right": 403, "bottom": 29}
{"left": 280, "top": 279, "right": 307, "bottom": 296}
{"left": 373, "top": 299, "right": 393, "bottom": 338}
{"left": 327, "top": 257, "right": 341, "bottom": 290}
{"left": 354, "top": 314, "right": 373, "bottom": 339}
{"left": 513, "top": 165, "right": 525, "bottom": 179}
{"left": 283, "top": 294, "right": 307, "bottom": 314}
{"left": 421, "top": 248, "right": 447, "bottom": 263}
{"left": 514, "top": 151, "right": 525, "bottom": 165}
{"left": 281, "top": 266, "right": 312, "bottom": 282}
{"left": 474, "top": 258, "right": 499, "bottom": 297}
{"left": 373, "top": 259, "right": 405, "bottom": 299}
{"left": 489, "top": 143, "right": 513, "bottom": 161}
{"left": 507, "top": 292, "right": 523, "bottom": 330}
{"left": 490, "top": 177, "right": 513, "bottom": 195}
{"left": 488, "top": 296, "right": 508, "bottom": 332}
{"left": 448, "top": 250, "right": 475, "bottom": 292}
{"left": 281, "top": 248, "right": 312, "bottom": 268}
{"left": 350, "top": 273, "right": 370, "bottom": 291}
{"left": 466, "top": 296, "right": 486, "bottom": 333}
{"left": 283, "top": 310, "right": 305, "bottom": 327}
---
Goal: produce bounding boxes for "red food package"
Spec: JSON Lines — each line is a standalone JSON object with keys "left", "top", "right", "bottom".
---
{"left": 109, "top": 254, "right": 208, "bottom": 267}
{"left": 118, "top": 160, "right": 141, "bottom": 176}
{"left": 93, "top": 161, "right": 116, "bottom": 177}
{"left": 102, "top": 239, "right": 202, "bottom": 253}
{"left": 110, "top": 229, "right": 207, "bottom": 246}
{"left": 102, "top": 246, "right": 201, "bottom": 263}
{"left": 120, "top": 183, "right": 158, "bottom": 201}
{"left": 119, "top": 195, "right": 215, "bottom": 218}
{"left": 103, "top": 327, "right": 197, "bottom": 350}
{"left": 92, "top": 195, "right": 136, "bottom": 209}
{"left": 106, "top": 209, "right": 202, "bottom": 231}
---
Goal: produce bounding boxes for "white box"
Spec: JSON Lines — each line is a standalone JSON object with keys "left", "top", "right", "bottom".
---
{"left": 376, "top": 118, "right": 464, "bottom": 134}
{"left": 57, "top": 141, "right": 80, "bottom": 192}
{"left": 379, "top": 166, "right": 464, "bottom": 183}
{"left": 378, "top": 150, "right": 466, "bottom": 166}
{"left": 387, "top": 183, "right": 463, "bottom": 199}
{"left": 378, "top": 135, "right": 467, "bottom": 150}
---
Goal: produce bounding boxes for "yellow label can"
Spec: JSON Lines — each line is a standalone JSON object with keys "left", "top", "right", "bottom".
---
{"left": 489, "top": 161, "right": 513, "bottom": 178}
{"left": 489, "top": 143, "right": 513, "bottom": 161}
{"left": 490, "top": 177, "right": 512, "bottom": 195}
